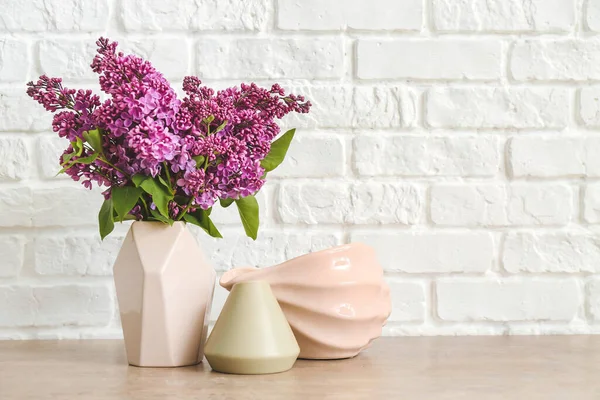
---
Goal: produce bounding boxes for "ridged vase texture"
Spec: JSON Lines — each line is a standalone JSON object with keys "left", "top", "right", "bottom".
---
{"left": 220, "top": 243, "right": 391, "bottom": 359}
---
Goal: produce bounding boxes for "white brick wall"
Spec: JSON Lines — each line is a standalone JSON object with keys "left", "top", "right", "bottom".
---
{"left": 1, "top": 0, "right": 599, "bottom": 339}
{"left": 436, "top": 279, "right": 581, "bottom": 322}
{"left": 430, "top": 184, "right": 573, "bottom": 226}
{"left": 357, "top": 40, "right": 502, "bottom": 80}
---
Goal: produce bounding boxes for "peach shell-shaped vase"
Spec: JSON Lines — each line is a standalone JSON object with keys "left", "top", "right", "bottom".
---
{"left": 220, "top": 243, "right": 391, "bottom": 360}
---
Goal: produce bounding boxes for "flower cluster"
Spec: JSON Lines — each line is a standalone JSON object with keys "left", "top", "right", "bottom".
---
{"left": 27, "top": 37, "right": 310, "bottom": 239}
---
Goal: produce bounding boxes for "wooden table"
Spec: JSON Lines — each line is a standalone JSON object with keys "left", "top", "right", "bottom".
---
{"left": 1, "top": 336, "right": 600, "bottom": 399}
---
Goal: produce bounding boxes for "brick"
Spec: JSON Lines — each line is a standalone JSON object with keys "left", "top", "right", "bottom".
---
{"left": 506, "top": 185, "right": 572, "bottom": 225}
{"left": 579, "top": 87, "right": 600, "bottom": 127}
{"left": 587, "top": 0, "right": 600, "bottom": 32}
{"left": 278, "top": 183, "right": 347, "bottom": 224}
{"left": 277, "top": 0, "right": 422, "bottom": 31}
{"left": 0, "top": 137, "right": 29, "bottom": 180}
{"left": 354, "top": 135, "right": 499, "bottom": 177}
{"left": 0, "top": 286, "right": 35, "bottom": 326}
{"left": 511, "top": 40, "right": 600, "bottom": 81}
{"left": 426, "top": 88, "right": 569, "bottom": 129}
{"left": 351, "top": 183, "right": 423, "bottom": 225}
{"left": 39, "top": 38, "right": 188, "bottom": 81}
{"left": 0, "top": 187, "right": 32, "bottom": 227}
{"left": 38, "top": 37, "right": 189, "bottom": 81}
{"left": 278, "top": 183, "right": 422, "bottom": 225}
{"left": 282, "top": 86, "right": 352, "bottom": 129}
{"left": 0, "top": 0, "right": 109, "bottom": 32}
{"left": 206, "top": 190, "right": 268, "bottom": 226}
{"left": 432, "top": 0, "right": 575, "bottom": 32}
{"left": 118, "top": 38, "right": 190, "bottom": 79}
{"left": 277, "top": 183, "right": 348, "bottom": 224}
{"left": 0, "top": 284, "right": 113, "bottom": 327}
{"left": 351, "top": 232, "right": 494, "bottom": 273}
{"left": 503, "top": 233, "right": 600, "bottom": 273}
{"left": 33, "top": 285, "right": 114, "bottom": 326}
{"left": 584, "top": 183, "right": 600, "bottom": 223}
{"left": 386, "top": 279, "right": 426, "bottom": 322}
{"left": 282, "top": 86, "right": 417, "bottom": 129}
{"left": 352, "top": 86, "right": 418, "bottom": 128}
{"left": 38, "top": 39, "right": 97, "bottom": 80}
{"left": 357, "top": 40, "right": 501, "bottom": 80}
{"left": 120, "top": 0, "right": 267, "bottom": 31}
{"left": 436, "top": 278, "right": 581, "bottom": 322}
{"left": 34, "top": 234, "right": 123, "bottom": 276}
{"left": 198, "top": 230, "right": 340, "bottom": 271}
{"left": 0, "top": 39, "right": 28, "bottom": 81}
{"left": 0, "top": 235, "right": 26, "bottom": 277}
{"left": 587, "top": 278, "right": 600, "bottom": 320}
{"left": 431, "top": 184, "right": 573, "bottom": 226}
{"left": 32, "top": 186, "right": 104, "bottom": 227}
{"left": 271, "top": 134, "right": 345, "bottom": 178}
{"left": 510, "top": 137, "right": 600, "bottom": 178}
{"left": 0, "top": 87, "right": 51, "bottom": 132}
{"left": 37, "top": 136, "right": 68, "bottom": 179}
{"left": 34, "top": 285, "right": 113, "bottom": 327}
{"left": 196, "top": 38, "right": 343, "bottom": 79}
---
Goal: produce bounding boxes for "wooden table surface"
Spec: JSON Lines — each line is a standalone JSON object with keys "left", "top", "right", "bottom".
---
{"left": 1, "top": 336, "right": 600, "bottom": 399}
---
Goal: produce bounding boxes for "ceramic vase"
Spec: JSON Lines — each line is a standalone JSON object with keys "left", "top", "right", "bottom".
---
{"left": 113, "top": 221, "right": 216, "bottom": 367}
{"left": 205, "top": 281, "right": 300, "bottom": 374}
{"left": 220, "top": 243, "right": 391, "bottom": 360}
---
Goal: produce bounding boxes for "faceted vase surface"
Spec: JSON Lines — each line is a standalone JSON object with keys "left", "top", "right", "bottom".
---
{"left": 113, "top": 221, "right": 216, "bottom": 367}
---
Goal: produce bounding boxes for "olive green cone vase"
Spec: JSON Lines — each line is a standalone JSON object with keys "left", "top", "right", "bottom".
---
{"left": 204, "top": 281, "right": 300, "bottom": 375}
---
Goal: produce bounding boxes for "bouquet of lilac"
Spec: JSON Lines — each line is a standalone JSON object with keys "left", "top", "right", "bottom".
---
{"left": 27, "top": 38, "right": 310, "bottom": 240}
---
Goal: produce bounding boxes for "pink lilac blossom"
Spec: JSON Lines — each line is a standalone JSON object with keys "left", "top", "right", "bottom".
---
{"left": 26, "top": 37, "right": 310, "bottom": 218}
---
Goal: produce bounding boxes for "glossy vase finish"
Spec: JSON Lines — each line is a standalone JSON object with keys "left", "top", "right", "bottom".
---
{"left": 205, "top": 281, "right": 300, "bottom": 374}
{"left": 113, "top": 221, "right": 216, "bottom": 367}
{"left": 220, "top": 243, "right": 391, "bottom": 360}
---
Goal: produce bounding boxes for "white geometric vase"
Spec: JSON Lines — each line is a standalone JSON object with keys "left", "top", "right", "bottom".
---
{"left": 113, "top": 221, "right": 216, "bottom": 367}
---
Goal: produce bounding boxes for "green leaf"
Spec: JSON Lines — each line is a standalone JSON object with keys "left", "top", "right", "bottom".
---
{"left": 214, "top": 120, "right": 228, "bottom": 133}
{"left": 203, "top": 115, "right": 215, "bottom": 125}
{"left": 192, "top": 155, "right": 205, "bottom": 168}
{"left": 220, "top": 198, "right": 234, "bottom": 208}
{"left": 235, "top": 195, "right": 259, "bottom": 240}
{"left": 112, "top": 186, "right": 142, "bottom": 222}
{"left": 150, "top": 209, "right": 171, "bottom": 224}
{"left": 57, "top": 153, "right": 99, "bottom": 174}
{"left": 83, "top": 129, "right": 103, "bottom": 154}
{"left": 137, "top": 177, "right": 173, "bottom": 218}
{"left": 260, "top": 128, "right": 296, "bottom": 172}
{"left": 73, "top": 153, "right": 98, "bottom": 164}
{"left": 72, "top": 138, "right": 84, "bottom": 156}
{"left": 57, "top": 153, "right": 75, "bottom": 175}
{"left": 158, "top": 175, "right": 174, "bottom": 195}
{"left": 131, "top": 174, "right": 147, "bottom": 187}
{"left": 98, "top": 198, "right": 114, "bottom": 240}
{"left": 131, "top": 174, "right": 173, "bottom": 220}
{"left": 183, "top": 209, "right": 222, "bottom": 238}
{"left": 174, "top": 195, "right": 188, "bottom": 204}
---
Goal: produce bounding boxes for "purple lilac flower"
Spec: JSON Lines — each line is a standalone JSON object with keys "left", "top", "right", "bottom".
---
{"left": 26, "top": 37, "right": 311, "bottom": 221}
